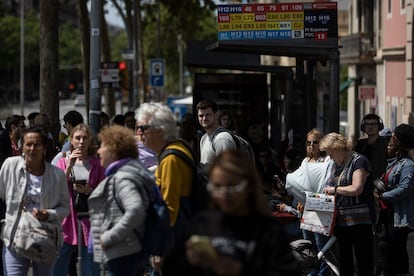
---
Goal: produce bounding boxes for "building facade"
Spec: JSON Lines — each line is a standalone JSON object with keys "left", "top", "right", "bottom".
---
{"left": 342, "top": 0, "right": 414, "bottom": 140}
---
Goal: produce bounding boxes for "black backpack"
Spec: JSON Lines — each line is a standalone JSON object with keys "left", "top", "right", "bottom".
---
{"left": 211, "top": 127, "right": 256, "bottom": 166}
{"left": 159, "top": 142, "right": 209, "bottom": 218}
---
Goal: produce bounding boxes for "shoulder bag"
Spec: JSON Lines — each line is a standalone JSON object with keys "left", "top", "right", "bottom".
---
{"left": 12, "top": 205, "right": 60, "bottom": 263}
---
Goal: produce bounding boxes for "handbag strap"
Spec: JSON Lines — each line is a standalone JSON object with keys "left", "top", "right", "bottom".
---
{"left": 336, "top": 152, "right": 356, "bottom": 187}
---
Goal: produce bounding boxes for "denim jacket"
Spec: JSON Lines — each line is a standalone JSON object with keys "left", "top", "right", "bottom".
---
{"left": 382, "top": 157, "right": 414, "bottom": 228}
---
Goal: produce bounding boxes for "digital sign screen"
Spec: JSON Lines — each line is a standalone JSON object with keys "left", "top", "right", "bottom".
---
{"left": 217, "top": 2, "right": 337, "bottom": 41}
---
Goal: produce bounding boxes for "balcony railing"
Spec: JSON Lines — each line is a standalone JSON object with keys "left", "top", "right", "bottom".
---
{"left": 339, "top": 33, "right": 375, "bottom": 63}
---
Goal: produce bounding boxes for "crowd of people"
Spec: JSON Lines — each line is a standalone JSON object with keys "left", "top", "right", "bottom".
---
{"left": 0, "top": 101, "right": 414, "bottom": 276}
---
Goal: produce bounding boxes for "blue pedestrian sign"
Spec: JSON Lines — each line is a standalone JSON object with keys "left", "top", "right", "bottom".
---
{"left": 150, "top": 59, "right": 165, "bottom": 87}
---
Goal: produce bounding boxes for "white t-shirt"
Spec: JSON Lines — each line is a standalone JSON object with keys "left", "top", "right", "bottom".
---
{"left": 25, "top": 173, "right": 43, "bottom": 211}
{"left": 200, "top": 128, "right": 236, "bottom": 165}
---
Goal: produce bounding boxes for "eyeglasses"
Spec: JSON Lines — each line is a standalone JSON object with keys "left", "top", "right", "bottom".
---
{"left": 364, "top": 123, "right": 379, "bottom": 127}
{"left": 306, "top": 140, "right": 319, "bottom": 146}
{"left": 136, "top": 125, "right": 153, "bottom": 132}
{"left": 207, "top": 180, "right": 248, "bottom": 195}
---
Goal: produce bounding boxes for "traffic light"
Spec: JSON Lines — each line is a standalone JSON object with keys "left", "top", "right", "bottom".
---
{"left": 118, "top": 61, "right": 128, "bottom": 89}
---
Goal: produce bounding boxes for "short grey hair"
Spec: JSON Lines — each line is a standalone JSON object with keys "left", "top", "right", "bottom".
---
{"left": 135, "top": 102, "right": 178, "bottom": 142}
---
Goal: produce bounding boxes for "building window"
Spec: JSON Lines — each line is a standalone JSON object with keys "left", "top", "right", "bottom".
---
{"left": 401, "top": 0, "right": 406, "bottom": 14}
{"left": 387, "top": 0, "right": 392, "bottom": 18}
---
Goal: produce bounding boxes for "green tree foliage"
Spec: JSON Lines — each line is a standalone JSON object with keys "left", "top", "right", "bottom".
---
{"left": 110, "top": 30, "right": 128, "bottom": 62}
{"left": 141, "top": 0, "right": 217, "bottom": 94}
{"left": 0, "top": 11, "right": 40, "bottom": 69}
{"left": 59, "top": 22, "right": 82, "bottom": 68}
{"left": 340, "top": 65, "right": 348, "bottom": 111}
{"left": 0, "top": 11, "right": 81, "bottom": 70}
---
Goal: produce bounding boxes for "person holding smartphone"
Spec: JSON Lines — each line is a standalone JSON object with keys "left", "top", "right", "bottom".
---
{"left": 163, "top": 150, "right": 301, "bottom": 276}
{"left": 53, "top": 124, "right": 105, "bottom": 276}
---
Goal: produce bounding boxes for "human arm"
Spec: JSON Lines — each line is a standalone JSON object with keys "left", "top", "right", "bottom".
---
{"left": 277, "top": 203, "right": 300, "bottom": 217}
{"left": 186, "top": 235, "right": 242, "bottom": 275}
{"left": 382, "top": 160, "right": 414, "bottom": 203}
{"left": 43, "top": 167, "right": 70, "bottom": 222}
{"left": 325, "top": 168, "right": 369, "bottom": 196}
{"left": 242, "top": 221, "right": 301, "bottom": 276}
{"left": 324, "top": 155, "right": 370, "bottom": 196}
{"left": 212, "top": 132, "right": 237, "bottom": 153}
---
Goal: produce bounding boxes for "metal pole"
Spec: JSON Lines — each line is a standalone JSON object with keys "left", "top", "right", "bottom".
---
{"left": 178, "top": 33, "right": 183, "bottom": 96}
{"left": 19, "top": 0, "right": 24, "bottom": 115}
{"left": 329, "top": 49, "right": 340, "bottom": 133}
{"left": 157, "top": 0, "right": 161, "bottom": 58}
{"left": 89, "top": 0, "right": 102, "bottom": 138}
{"left": 133, "top": 0, "right": 139, "bottom": 109}
{"left": 156, "top": 0, "right": 161, "bottom": 101}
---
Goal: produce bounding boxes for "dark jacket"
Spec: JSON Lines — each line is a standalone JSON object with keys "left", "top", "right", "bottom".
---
{"left": 0, "top": 130, "right": 12, "bottom": 169}
{"left": 163, "top": 210, "right": 301, "bottom": 276}
{"left": 354, "top": 136, "right": 389, "bottom": 180}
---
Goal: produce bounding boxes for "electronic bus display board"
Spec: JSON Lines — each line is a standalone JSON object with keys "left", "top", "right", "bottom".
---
{"left": 217, "top": 2, "right": 337, "bottom": 41}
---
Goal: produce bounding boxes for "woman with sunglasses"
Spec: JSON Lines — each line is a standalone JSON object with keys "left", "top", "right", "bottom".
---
{"left": 299, "top": 128, "right": 332, "bottom": 276}
{"left": 163, "top": 150, "right": 301, "bottom": 275}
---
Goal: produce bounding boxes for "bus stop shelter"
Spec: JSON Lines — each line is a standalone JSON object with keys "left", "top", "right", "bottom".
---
{"left": 187, "top": 2, "right": 340, "bottom": 147}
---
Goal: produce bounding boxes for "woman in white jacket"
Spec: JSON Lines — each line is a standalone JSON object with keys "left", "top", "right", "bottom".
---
{"left": 0, "top": 126, "right": 70, "bottom": 276}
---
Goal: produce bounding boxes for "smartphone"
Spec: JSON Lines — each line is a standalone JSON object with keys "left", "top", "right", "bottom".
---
{"left": 188, "top": 235, "right": 217, "bottom": 259}
{"left": 76, "top": 180, "right": 87, "bottom": 186}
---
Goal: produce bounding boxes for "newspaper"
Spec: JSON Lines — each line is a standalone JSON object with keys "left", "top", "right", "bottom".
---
{"left": 300, "top": 191, "right": 336, "bottom": 236}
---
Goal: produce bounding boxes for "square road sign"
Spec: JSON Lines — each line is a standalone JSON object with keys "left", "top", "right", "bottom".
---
{"left": 150, "top": 59, "right": 165, "bottom": 87}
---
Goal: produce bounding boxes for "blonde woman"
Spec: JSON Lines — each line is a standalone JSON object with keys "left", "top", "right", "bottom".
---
{"left": 321, "top": 132, "right": 374, "bottom": 276}
{"left": 54, "top": 124, "right": 105, "bottom": 276}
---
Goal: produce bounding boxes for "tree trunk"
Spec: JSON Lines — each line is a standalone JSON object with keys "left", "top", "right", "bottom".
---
{"left": 76, "top": 0, "right": 90, "bottom": 123}
{"left": 39, "top": 0, "right": 59, "bottom": 141}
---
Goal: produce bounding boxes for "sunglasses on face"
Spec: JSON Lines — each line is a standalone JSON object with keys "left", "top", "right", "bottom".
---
{"left": 136, "top": 125, "right": 153, "bottom": 132}
{"left": 306, "top": 140, "right": 319, "bottom": 146}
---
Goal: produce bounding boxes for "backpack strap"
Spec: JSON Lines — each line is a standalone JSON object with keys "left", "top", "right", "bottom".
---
{"left": 159, "top": 147, "right": 195, "bottom": 219}
{"left": 158, "top": 139, "right": 196, "bottom": 170}
{"left": 211, "top": 127, "right": 240, "bottom": 153}
{"left": 159, "top": 148, "right": 195, "bottom": 170}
